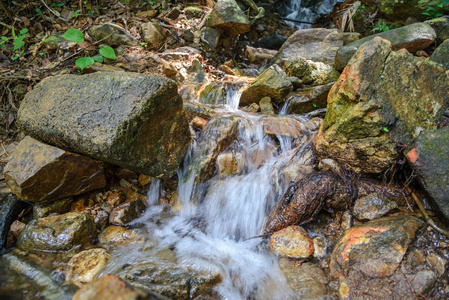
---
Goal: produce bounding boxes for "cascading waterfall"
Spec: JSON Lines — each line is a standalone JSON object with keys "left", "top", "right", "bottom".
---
{"left": 278, "top": 0, "right": 340, "bottom": 28}
{"left": 102, "top": 85, "right": 318, "bottom": 299}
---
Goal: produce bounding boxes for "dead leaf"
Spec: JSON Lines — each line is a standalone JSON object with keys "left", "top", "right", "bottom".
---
{"left": 22, "top": 16, "right": 30, "bottom": 27}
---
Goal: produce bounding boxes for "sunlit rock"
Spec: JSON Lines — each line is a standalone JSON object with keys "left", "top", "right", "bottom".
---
{"left": 205, "top": 0, "right": 250, "bottom": 35}
{"left": 270, "top": 225, "right": 314, "bottom": 259}
{"left": 141, "top": 21, "right": 165, "bottom": 50}
{"left": 66, "top": 248, "right": 110, "bottom": 287}
{"left": 283, "top": 57, "right": 339, "bottom": 86}
{"left": 88, "top": 23, "right": 138, "bottom": 46}
{"left": 98, "top": 225, "right": 144, "bottom": 248}
{"left": 353, "top": 193, "right": 398, "bottom": 221}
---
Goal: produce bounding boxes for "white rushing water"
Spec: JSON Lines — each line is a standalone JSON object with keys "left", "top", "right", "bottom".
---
{"left": 280, "top": 0, "right": 340, "bottom": 28}
{"left": 103, "top": 85, "right": 317, "bottom": 299}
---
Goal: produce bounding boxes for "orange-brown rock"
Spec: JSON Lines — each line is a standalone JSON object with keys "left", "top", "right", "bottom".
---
{"left": 263, "top": 117, "right": 307, "bottom": 138}
{"left": 66, "top": 248, "right": 110, "bottom": 287}
{"left": 4, "top": 136, "right": 106, "bottom": 204}
{"left": 245, "top": 46, "right": 277, "bottom": 64}
{"left": 270, "top": 225, "right": 314, "bottom": 259}
{"left": 98, "top": 225, "right": 144, "bottom": 248}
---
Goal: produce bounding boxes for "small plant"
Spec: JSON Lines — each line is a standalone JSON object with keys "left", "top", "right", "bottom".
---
{"left": 62, "top": 28, "right": 118, "bottom": 70}
{"left": 0, "top": 28, "right": 29, "bottom": 60}
{"left": 372, "top": 20, "right": 390, "bottom": 33}
{"left": 423, "top": 0, "right": 449, "bottom": 19}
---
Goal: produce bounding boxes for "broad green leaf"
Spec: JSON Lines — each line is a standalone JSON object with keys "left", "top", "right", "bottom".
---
{"left": 63, "top": 28, "right": 84, "bottom": 43}
{"left": 383, "top": 127, "right": 389, "bottom": 133}
{"left": 76, "top": 57, "right": 95, "bottom": 70}
{"left": 19, "top": 28, "right": 28, "bottom": 35}
{"left": 1, "top": 36, "right": 8, "bottom": 41}
{"left": 43, "top": 36, "right": 58, "bottom": 43}
{"left": 93, "top": 55, "right": 104, "bottom": 63}
{"left": 99, "top": 46, "right": 117, "bottom": 59}
{"left": 13, "top": 35, "right": 26, "bottom": 50}
{"left": 50, "top": 2, "right": 65, "bottom": 7}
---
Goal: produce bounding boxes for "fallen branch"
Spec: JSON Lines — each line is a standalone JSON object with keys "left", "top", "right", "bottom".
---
{"left": 39, "top": 0, "right": 68, "bottom": 23}
{"left": 405, "top": 186, "right": 449, "bottom": 238}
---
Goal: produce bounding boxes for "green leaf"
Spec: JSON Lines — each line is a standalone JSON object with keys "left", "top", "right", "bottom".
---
{"left": 50, "top": 2, "right": 65, "bottom": 7}
{"left": 383, "top": 127, "right": 389, "bottom": 133}
{"left": 43, "top": 36, "right": 58, "bottom": 43}
{"left": 35, "top": 9, "right": 43, "bottom": 16}
{"left": 93, "top": 55, "right": 104, "bottom": 63}
{"left": 13, "top": 35, "right": 26, "bottom": 50}
{"left": 19, "top": 28, "right": 28, "bottom": 35}
{"left": 1, "top": 36, "right": 8, "bottom": 41}
{"left": 99, "top": 46, "right": 117, "bottom": 59}
{"left": 63, "top": 28, "right": 84, "bottom": 43}
{"left": 72, "top": 9, "right": 82, "bottom": 18}
{"left": 312, "top": 103, "right": 317, "bottom": 108}
{"left": 75, "top": 57, "right": 95, "bottom": 70}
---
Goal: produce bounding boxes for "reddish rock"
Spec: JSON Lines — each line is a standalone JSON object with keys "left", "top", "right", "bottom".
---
{"left": 191, "top": 116, "right": 208, "bottom": 129}
{"left": 270, "top": 225, "right": 314, "bottom": 259}
{"left": 216, "top": 152, "right": 243, "bottom": 178}
{"left": 4, "top": 136, "right": 106, "bottom": 204}
{"left": 330, "top": 215, "right": 423, "bottom": 279}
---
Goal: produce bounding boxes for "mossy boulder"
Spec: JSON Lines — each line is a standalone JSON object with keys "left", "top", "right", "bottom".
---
{"left": 425, "top": 16, "right": 449, "bottom": 42}
{"left": 88, "top": 23, "right": 137, "bottom": 46}
{"left": 430, "top": 39, "right": 449, "bottom": 70}
{"left": 239, "top": 66, "right": 293, "bottom": 106}
{"left": 17, "top": 212, "right": 97, "bottom": 252}
{"left": 4, "top": 136, "right": 106, "bottom": 204}
{"left": 205, "top": 0, "right": 250, "bottom": 35}
{"left": 334, "top": 22, "right": 436, "bottom": 71}
{"left": 283, "top": 58, "right": 339, "bottom": 86}
{"left": 315, "top": 37, "right": 449, "bottom": 174}
{"left": 17, "top": 72, "right": 191, "bottom": 178}
{"left": 406, "top": 126, "right": 449, "bottom": 220}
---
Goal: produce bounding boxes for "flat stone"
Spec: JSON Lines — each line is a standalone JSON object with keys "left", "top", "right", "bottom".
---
{"left": 334, "top": 22, "right": 436, "bottom": 71}
{"left": 17, "top": 212, "right": 97, "bottom": 252}
{"left": 245, "top": 46, "right": 277, "bottom": 64}
{"left": 98, "top": 225, "right": 144, "bottom": 248}
{"left": 17, "top": 72, "right": 191, "bottom": 178}
{"left": 4, "top": 136, "right": 106, "bottom": 204}
{"left": 283, "top": 57, "right": 339, "bottom": 86}
{"left": 88, "top": 23, "right": 138, "bottom": 46}
{"left": 66, "top": 248, "right": 110, "bottom": 287}
{"left": 201, "top": 27, "right": 220, "bottom": 49}
{"left": 279, "top": 259, "right": 328, "bottom": 298}
{"left": 270, "top": 225, "right": 314, "bottom": 259}
{"left": 353, "top": 193, "right": 398, "bottom": 221}
{"left": 263, "top": 117, "right": 307, "bottom": 138}
{"left": 330, "top": 215, "right": 423, "bottom": 279}
{"left": 72, "top": 275, "right": 169, "bottom": 300}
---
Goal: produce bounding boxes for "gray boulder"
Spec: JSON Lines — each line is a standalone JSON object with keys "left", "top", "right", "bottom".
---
{"left": 88, "top": 23, "right": 137, "bottom": 46}
{"left": 334, "top": 22, "right": 436, "bottom": 71}
{"left": 424, "top": 15, "right": 449, "bottom": 41}
{"left": 18, "top": 72, "right": 191, "bottom": 178}
{"left": 205, "top": 0, "right": 250, "bottom": 35}
{"left": 406, "top": 126, "right": 449, "bottom": 220}
{"left": 430, "top": 39, "right": 449, "bottom": 70}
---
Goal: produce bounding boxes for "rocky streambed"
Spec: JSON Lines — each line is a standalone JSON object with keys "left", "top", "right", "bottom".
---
{"left": 1, "top": 2, "right": 449, "bottom": 300}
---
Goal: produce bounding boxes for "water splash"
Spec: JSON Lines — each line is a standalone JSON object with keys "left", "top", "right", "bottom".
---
{"left": 279, "top": 0, "right": 339, "bottom": 28}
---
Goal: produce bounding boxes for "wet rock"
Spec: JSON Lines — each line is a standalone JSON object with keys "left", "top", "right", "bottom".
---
{"left": 33, "top": 197, "right": 74, "bottom": 219}
{"left": 1, "top": 195, "right": 30, "bottom": 253}
{"left": 191, "top": 116, "right": 208, "bottom": 129}
{"left": 279, "top": 259, "right": 328, "bottom": 298}
{"left": 71, "top": 198, "right": 96, "bottom": 213}
{"left": 98, "top": 225, "right": 144, "bottom": 248}
{"left": 270, "top": 225, "right": 314, "bottom": 259}
{"left": 263, "top": 117, "right": 307, "bottom": 138}
{"left": 116, "top": 260, "right": 221, "bottom": 299}
{"left": 245, "top": 46, "right": 277, "bottom": 64}
{"left": 4, "top": 136, "right": 106, "bottom": 203}
{"left": 216, "top": 152, "right": 243, "bottom": 178}
{"left": 72, "top": 274, "right": 169, "bottom": 300}
{"left": 240, "top": 66, "right": 292, "bottom": 106}
{"left": 315, "top": 37, "right": 449, "bottom": 174}
{"left": 353, "top": 193, "right": 398, "bottom": 221}
{"left": 9, "top": 220, "right": 26, "bottom": 238}
{"left": 283, "top": 58, "right": 339, "bottom": 86}
{"left": 330, "top": 215, "right": 423, "bottom": 279}
{"left": 313, "top": 236, "right": 327, "bottom": 259}
{"left": 201, "top": 27, "right": 220, "bottom": 49}
{"left": 430, "top": 39, "right": 449, "bottom": 70}
{"left": 259, "top": 97, "right": 275, "bottom": 115}
{"left": 334, "top": 22, "right": 436, "bottom": 71}
{"left": 406, "top": 126, "right": 449, "bottom": 219}
{"left": 17, "top": 212, "right": 96, "bottom": 252}
{"left": 284, "top": 82, "right": 334, "bottom": 114}
{"left": 205, "top": 0, "right": 250, "bottom": 35}
{"left": 186, "top": 115, "right": 241, "bottom": 183}
{"left": 165, "top": 7, "right": 181, "bottom": 19}
{"left": 18, "top": 72, "right": 191, "bottom": 178}
{"left": 180, "top": 59, "right": 210, "bottom": 99}
{"left": 426, "top": 253, "right": 448, "bottom": 277}
{"left": 273, "top": 28, "right": 361, "bottom": 66}
{"left": 183, "top": 100, "right": 216, "bottom": 121}
{"left": 66, "top": 248, "right": 110, "bottom": 287}
{"left": 109, "top": 196, "right": 146, "bottom": 226}
{"left": 425, "top": 16, "right": 449, "bottom": 41}
{"left": 141, "top": 21, "right": 165, "bottom": 50}
{"left": 138, "top": 174, "right": 152, "bottom": 187}
{"left": 184, "top": 6, "right": 203, "bottom": 19}
{"left": 88, "top": 23, "right": 138, "bottom": 46}
{"left": 286, "top": 76, "right": 303, "bottom": 90}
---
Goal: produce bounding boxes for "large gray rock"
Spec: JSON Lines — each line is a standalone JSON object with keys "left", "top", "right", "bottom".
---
{"left": 272, "top": 28, "right": 361, "bottom": 66}
{"left": 406, "top": 126, "right": 449, "bottom": 220}
{"left": 4, "top": 136, "right": 106, "bottom": 203}
{"left": 88, "top": 23, "right": 138, "bottom": 46}
{"left": 430, "top": 39, "right": 449, "bottom": 70}
{"left": 334, "top": 22, "right": 436, "bottom": 71}
{"left": 315, "top": 37, "right": 449, "bottom": 174}
{"left": 283, "top": 58, "right": 339, "bottom": 86}
{"left": 18, "top": 72, "right": 191, "bottom": 178}
{"left": 205, "top": 0, "right": 250, "bottom": 35}
{"left": 425, "top": 16, "right": 449, "bottom": 41}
